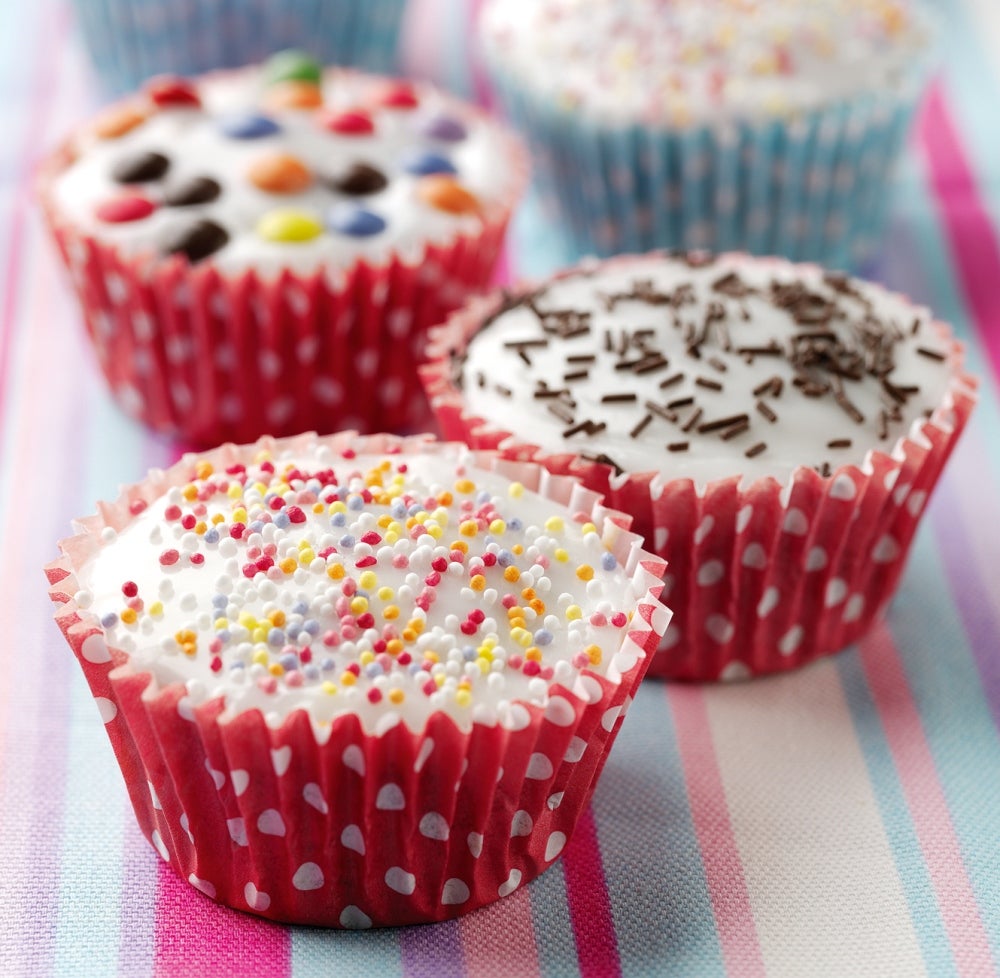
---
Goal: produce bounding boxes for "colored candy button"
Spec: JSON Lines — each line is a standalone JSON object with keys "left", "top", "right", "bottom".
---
{"left": 417, "top": 175, "right": 480, "bottom": 215}
{"left": 247, "top": 152, "right": 312, "bottom": 193}
{"left": 421, "top": 115, "right": 467, "bottom": 142}
{"left": 263, "top": 80, "right": 324, "bottom": 111}
{"left": 376, "top": 82, "right": 419, "bottom": 109}
{"left": 93, "top": 103, "right": 148, "bottom": 140}
{"left": 162, "top": 218, "right": 229, "bottom": 263}
{"left": 327, "top": 204, "right": 386, "bottom": 237}
{"left": 112, "top": 150, "right": 171, "bottom": 184}
{"left": 219, "top": 112, "right": 281, "bottom": 139}
{"left": 145, "top": 75, "right": 201, "bottom": 108}
{"left": 329, "top": 162, "right": 388, "bottom": 196}
{"left": 402, "top": 150, "right": 456, "bottom": 176}
{"left": 164, "top": 175, "right": 222, "bottom": 207}
{"left": 319, "top": 109, "right": 375, "bottom": 135}
{"left": 257, "top": 209, "right": 323, "bottom": 243}
{"left": 95, "top": 193, "right": 156, "bottom": 223}
{"left": 264, "top": 49, "right": 322, "bottom": 86}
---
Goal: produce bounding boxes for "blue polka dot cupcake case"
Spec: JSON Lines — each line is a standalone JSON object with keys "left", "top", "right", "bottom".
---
{"left": 481, "top": 0, "right": 938, "bottom": 269}
{"left": 71, "top": 0, "right": 410, "bottom": 95}
{"left": 37, "top": 53, "right": 529, "bottom": 446}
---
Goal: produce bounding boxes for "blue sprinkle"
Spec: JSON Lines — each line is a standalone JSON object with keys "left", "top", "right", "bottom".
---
{"left": 285, "top": 624, "right": 301, "bottom": 641}
{"left": 407, "top": 662, "right": 422, "bottom": 676}
{"left": 339, "top": 534, "right": 356, "bottom": 549}
{"left": 321, "top": 657, "right": 336, "bottom": 672}
{"left": 365, "top": 663, "right": 382, "bottom": 679}
{"left": 327, "top": 203, "right": 386, "bottom": 238}
{"left": 204, "top": 528, "right": 220, "bottom": 544}
{"left": 219, "top": 112, "right": 281, "bottom": 139}
{"left": 407, "top": 503, "right": 423, "bottom": 516}
{"left": 212, "top": 594, "right": 228, "bottom": 609}
{"left": 422, "top": 115, "right": 467, "bottom": 142}
{"left": 402, "top": 150, "right": 457, "bottom": 176}
{"left": 497, "top": 550, "right": 514, "bottom": 567}
{"left": 462, "top": 646, "right": 477, "bottom": 661}
{"left": 229, "top": 661, "right": 245, "bottom": 671}
{"left": 508, "top": 518, "right": 523, "bottom": 531}
{"left": 292, "top": 601, "right": 309, "bottom": 615}
{"left": 331, "top": 512, "right": 346, "bottom": 527}
{"left": 475, "top": 490, "right": 491, "bottom": 504}
{"left": 101, "top": 612, "right": 118, "bottom": 628}
{"left": 601, "top": 552, "right": 618, "bottom": 571}
{"left": 391, "top": 501, "right": 407, "bottom": 519}
{"left": 303, "top": 619, "right": 321, "bottom": 636}
{"left": 217, "top": 630, "right": 231, "bottom": 644}
{"left": 280, "top": 653, "right": 299, "bottom": 671}
{"left": 267, "top": 627, "right": 285, "bottom": 647}
{"left": 347, "top": 495, "right": 364, "bottom": 511}
{"left": 273, "top": 511, "right": 290, "bottom": 529}
{"left": 533, "top": 629, "right": 554, "bottom": 647}
{"left": 249, "top": 520, "right": 265, "bottom": 534}
{"left": 303, "top": 665, "right": 320, "bottom": 681}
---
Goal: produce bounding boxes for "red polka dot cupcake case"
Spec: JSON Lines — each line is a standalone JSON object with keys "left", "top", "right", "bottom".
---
{"left": 37, "top": 52, "right": 528, "bottom": 445}
{"left": 46, "top": 431, "right": 669, "bottom": 926}
{"left": 420, "top": 251, "right": 978, "bottom": 681}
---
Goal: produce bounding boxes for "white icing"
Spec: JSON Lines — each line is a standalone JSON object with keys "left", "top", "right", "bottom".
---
{"left": 482, "top": 0, "right": 932, "bottom": 124}
{"left": 80, "top": 446, "right": 647, "bottom": 733}
{"left": 457, "top": 254, "right": 956, "bottom": 485}
{"left": 51, "top": 68, "right": 519, "bottom": 276}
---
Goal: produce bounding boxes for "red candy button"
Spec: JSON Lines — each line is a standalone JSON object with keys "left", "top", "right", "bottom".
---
{"left": 145, "top": 75, "right": 201, "bottom": 109}
{"left": 320, "top": 109, "right": 375, "bottom": 135}
{"left": 376, "top": 82, "right": 419, "bottom": 109}
{"left": 95, "top": 193, "right": 157, "bottom": 223}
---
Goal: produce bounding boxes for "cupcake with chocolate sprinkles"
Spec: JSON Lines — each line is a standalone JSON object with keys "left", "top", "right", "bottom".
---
{"left": 47, "top": 430, "right": 668, "bottom": 926}
{"left": 421, "top": 251, "right": 977, "bottom": 680}
{"left": 481, "top": 0, "right": 935, "bottom": 267}
{"left": 38, "top": 52, "right": 527, "bottom": 445}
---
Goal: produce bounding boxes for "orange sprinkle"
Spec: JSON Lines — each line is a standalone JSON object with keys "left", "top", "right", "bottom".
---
{"left": 525, "top": 647, "right": 542, "bottom": 662}
{"left": 327, "top": 564, "right": 345, "bottom": 580}
{"left": 388, "top": 689, "right": 405, "bottom": 705}
{"left": 503, "top": 566, "right": 520, "bottom": 583}
{"left": 247, "top": 152, "right": 312, "bottom": 194}
{"left": 469, "top": 575, "right": 486, "bottom": 591}
{"left": 279, "top": 557, "right": 297, "bottom": 574}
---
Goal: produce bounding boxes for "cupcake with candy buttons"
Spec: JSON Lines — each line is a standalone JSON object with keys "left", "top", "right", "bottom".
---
{"left": 421, "top": 251, "right": 976, "bottom": 680}
{"left": 71, "top": 0, "right": 409, "bottom": 95}
{"left": 39, "top": 51, "right": 527, "bottom": 445}
{"left": 481, "top": 0, "right": 935, "bottom": 267}
{"left": 46, "top": 431, "right": 668, "bottom": 926}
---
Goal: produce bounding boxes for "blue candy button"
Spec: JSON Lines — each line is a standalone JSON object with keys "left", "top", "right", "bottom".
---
{"left": 421, "top": 115, "right": 467, "bottom": 142}
{"left": 402, "top": 150, "right": 457, "bottom": 176}
{"left": 327, "top": 204, "right": 386, "bottom": 237}
{"left": 219, "top": 112, "right": 281, "bottom": 139}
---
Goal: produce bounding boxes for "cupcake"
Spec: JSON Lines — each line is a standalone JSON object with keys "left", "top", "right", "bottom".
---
{"left": 71, "top": 0, "right": 409, "bottom": 95}
{"left": 481, "top": 0, "right": 935, "bottom": 268}
{"left": 421, "top": 251, "right": 977, "bottom": 681}
{"left": 46, "top": 431, "right": 668, "bottom": 926}
{"left": 39, "top": 52, "right": 527, "bottom": 445}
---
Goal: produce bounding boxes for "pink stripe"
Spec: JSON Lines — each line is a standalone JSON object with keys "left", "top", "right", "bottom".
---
{"left": 859, "top": 626, "right": 996, "bottom": 978}
{"left": 561, "top": 806, "right": 621, "bottom": 978}
{"left": 918, "top": 83, "right": 1000, "bottom": 383}
{"left": 490, "top": 245, "right": 513, "bottom": 287}
{"left": 459, "top": 883, "right": 541, "bottom": 978}
{"left": 153, "top": 862, "right": 290, "bottom": 977}
{"left": 667, "top": 686, "right": 767, "bottom": 978}
{"left": 468, "top": 0, "right": 494, "bottom": 108}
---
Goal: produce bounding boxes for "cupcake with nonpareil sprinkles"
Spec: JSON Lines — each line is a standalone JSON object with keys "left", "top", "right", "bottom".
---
{"left": 47, "top": 431, "right": 668, "bottom": 926}
{"left": 39, "top": 52, "right": 527, "bottom": 444}
{"left": 481, "top": 0, "right": 935, "bottom": 267}
{"left": 421, "top": 251, "right": 976, "bottom": 680}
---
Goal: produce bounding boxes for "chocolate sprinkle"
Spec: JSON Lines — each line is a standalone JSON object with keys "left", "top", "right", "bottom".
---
{"left": 601, "top": 393, "right": 638, "bottom": 404}
{"left": 745, "top": 442, "right": 767, "bottom": 458}
{"left": 695, "top": 377, "right": 723, "bottom": 392}
{"left": 667, "top": 442, "right": 689, "bottom": 452}
{"left": 659, "top": 372, "right": 685, "bottom": 389}
{"left": 629, "top": 414, "right": 653, "bottom": 438}
{"left": 916, "top": 346, "right": 946, "bottom": 361}
{"left": 756, "top": 400, "right": 777, "bottom": 423}
{"left": 697, "top": 413, "right": 749, "bottom": 434}
{"left": 827, "top": 439, "right": 853, "bottom": 449}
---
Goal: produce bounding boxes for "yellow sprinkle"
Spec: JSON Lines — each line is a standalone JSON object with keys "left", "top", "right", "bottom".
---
{"left": 120, "top": 608, "right": 137, "bottom": 624}
{"left": 252, "top": 627, "right": 268, "bottom": 644}
{"left": 388, "top": 689, "right": 405, "bottom": 705}
{"left": 576, "top": 565, "right": 594, "bottom": 581}
{"left": 455, "top": 689, "right": 472, "bottom": 707}
{"left": 460, "top": 520, "right": 478, "bottom": 537}
{"left": 508, "top": 482, "right": 524, "bottom": 498}
{"left": 386, "top": 639, "right": 404, "bottom": 656}
{"left": 489, "top": 519, "right": 506, "bottom": 535}
{"left": 512, "top": 544, "right": 523, "bottom": 555}
{"left": 566, "top": 605, "right": 583, "bottom": 621}
{"left": 385, "top": 531, "right": 399, "bottom": 544}
{"left": 359, "top": 571, "right": 378, "bottom": 590}
{"left": 427, "top": 525, "right": 443, "bottom": 540}
{"left": 359, "top": 650, "right": 375, "bottom": 666}
{"left": 232, "top": 506, "right": 248, "bottom": 522}
{"left": 252, "top": 648, "right": 269, "bottom": 666}
{"left": 279, "top": 557, "right": 297, "bottom": 575}
{"left": 510, "top": 627, "right": 532, "bottom": 647}
{"left": 194, "top": 461, "right": 213, "bottom": 479}
{"left": 268, "top": 663, "right": 285, "bottom": 677}
{"left": 329, "top": 501, "right": 347, "bottom": 514}
{"left": 423, "top": 650, "right": 439, "bottom": 663}
{"left": 545, "top": 516, "right": 564, "bottom": 533}
{"left": 555, "top": 548, "right": 569, "bottom": 563}
{"left": 350, "top": 596, "right": 368, "bottom": 615}
{"left": 321, "top": 681, "right": 337, "bottom": 695}
{"left": 451, "top": 540, "right": 469, "bottom": 554}
{"left": 383, "top": 604, "right": 400, "bottom": 620}
{"left": 227, "top": 484, "right": 243, "bottom": 500}
{"left": 149, "top": 601, "right": 163, "bottom": 617}
{"left": 586, "top": 645, "right": 603, "bottom": 665}
{"left": 525, "top": 646, "right": 542, "bottom": 662}
{"left": 257, "top": 208, "right": 323, "bottom": 243}
{"left": 327, "top": 564, "right": 345, "bottom": 580}
{"left": 377, "top": 514, "right": 393, "bottom": 528}
{"left": 312, "top": 502, "right": 324, "bottom": 514}
{"left": 340, "top": 671, "right": 356, "bottom": 687}
{"left": 214, "top": 617, "right": 229, "bottom": 630}
{"left": 434, "top": 673, "right": 446, "bottom": 688}
{"left": 476, "top": 657, "right": 491, "bottom": 674}
{"left": 581, "top": 522, "right": 597, "bottom": 535}
{"left": 503, "top": 566, "right": 520, "bottom": 583}
{"left": 454, "top": 478, "right": 475, "bottom": 494}
{"left": 211, "top": 513, "right": 225, "bottom": 525}
{"left": 182, "top": 484, "right": 198, "bottom": 501}
{"left": 470, "top": 574, "right": 486, "bottom": 591}
{"left": 377, "top": 586, "right": 394, "bottom": 601}
{"left": 407, "top": 619, "right": 425, "bottom": 635}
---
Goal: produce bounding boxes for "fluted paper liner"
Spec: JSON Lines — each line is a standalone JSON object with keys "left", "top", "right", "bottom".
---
{"left": 420, "top": 260, "right": 977, "bottom": 682}
{"left": 47, "top": 431, "right": 668, "bottom": 926}
{"left": 37, "top": 93, "right": 528, "bottom": 446}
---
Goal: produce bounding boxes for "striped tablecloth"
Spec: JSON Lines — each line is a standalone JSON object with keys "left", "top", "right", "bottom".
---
{"left": 2, "top": 2, "right": 998, "bottom": 975}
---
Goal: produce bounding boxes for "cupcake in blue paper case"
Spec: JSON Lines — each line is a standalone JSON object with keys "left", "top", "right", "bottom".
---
{"left": 481, "top": 0, "right": 936, "bottom": 269}
{"left": 71, "top": 0, "right": 410, "bottom": 95}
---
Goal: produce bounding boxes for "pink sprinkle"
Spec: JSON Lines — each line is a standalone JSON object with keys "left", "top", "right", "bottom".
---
{"left": 181, "top": 515, "right": 196, "bottom": 530}
{"left": 482, "top": 552, "right": 497, "bottom": 567}
{"left": 508, "top": 655, "right": 523, "bottom": 670}
{"left": 230, "top": 523, "right": 245, "bottom": 539}
{"left": 286, "top": 505, "right": 306, "bottom": 523}
{"left": 127, "top": 597, "right": 144, "bottom": 610}
{"left": 285, "top": 671, "right": 304, "bottom": 688}
{"left": 361, "top": 531, "right": 382, "bottom": 545}
{"left": 424, "top": 571, "right": 441, "bottom": 587}
{"left": 318, "top": 547, "right": 336, "bottom": 559}
{"left": 376, "top": 653, "right": 392, "bottom": 670}
{"left": 611, "top": 612, "right": 628, "bottom": 627}
{"left": 241, "top": 562, "right": 257, "bottom": 579}
{"left": 449, "top": 550, "right": 466, "bottom": 564}
{"left": 257, "top": 677, "right": 278, "bottom": 694}
{"left": 346, "top": 662, "right": 361, "bottom": 676}
{"left": 122, "top": 581, "right": 139, "bottom": 598}
{"left": 210, "top": 656, "right": 223, "bottom": 673}
{"left": 189, "top": 553, "right": 205, "bottom": 566}
{"left": 398, "top": 652, "right": 412, "bottom": 666}
{"left": 392, "top": 554, "right": 409, "bottom": 569}
{"left": 159, "top": 549, "right": 180, "bottom": 566}
{"left": 422, "top": 680, "right": 437, "bottom": 696}
{"left": 255, "top": 556, "right": 274, "bottom": 572}
{"left": 355, "top": 555, "right": 377, "bottom": 568}
{"left": 322, "top": 631, "right": 340, "bottom": 647}
{"left": 431, "top": 557, "right": 448, "bottom": 572}
{"left": 523, "top": 660, "right": 541, "bottom": 677}
{"left": 540, "top": 667, "right": 554, "bottom": 681}
{"left": 246, "top": 546, "right": 262, "bottom": 560}
{"left": 367, "top": 688, "right": 382, "bottom": 704}
{"left": 460, "top": 621, "right": 477, "bottom": 635}
{"left": 269, "top": 496, "right": 285, "bottom": 511}
{"left": 209, "top": 638, "right": 223, "bottom": 653}
{"left": 573, "top": 653, "right": 589, "bottom": 669}
{"left": 341, "top": 625, "right": 358, "bottom": 640}
{"left": 537, "top": 555, "right": 550, "bottom": 569}
{"left": 129, "top": 500, "right": 148, "bottom": 515}
{"left": 263, "top": 542, "right": 277, "bottom": 556}
{"left": 356, "top": 613, "right": 375, "bottom": 629}
{"left": 590, "top": 613, "right": 607, "bottom": 627}
{"left": 501, "top": 594, "right": 518, "bottom": 609}
{"left": 468, "top": 609, "right": 485, "bottom": 624}
{"left": 341, "top": 579, "right": 357, "bottom": 597}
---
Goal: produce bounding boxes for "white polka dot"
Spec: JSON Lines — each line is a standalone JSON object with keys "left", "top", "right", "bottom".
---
{"left": 893, "top": 483, "right": 911, "bottom": 506}
{"left": 510, "top": 810, "right": 533, "bottom": 837}
{"left": 825, "top": 578, "right": 848, "bottom": 607}
{"left": 545, "top": 831, "right": 567, "bottom": 861}
{"left": 844, "top": 594, "right": 865, "bottom": 622}
{"left": 526, "top": 753, "right": 554, "bottom": 780}
{"left": 575, "top": 676, "right": 604, "bottom": 704}
{"left": 720, "top": 661, "right": 752, "bottom": 682}
{"left": 376, "top": 783, "right": 405, "bottom": 811}
{"left": 498, "top": 869, "right": 522, "bottom": 898}
{"left": 697, "top": 560, "right": 725, "bottom": 586}
{"left": 303, "top": 783, "right": 328, "bottom": 814}
{"left": 602, "top": 705, "right": 621, "bottom": 731}
{"left": 231, "top": 770, "right": 250, "bottom": 796}
{"left": 244, "top": 882, "right": 270, "bottom": 912}
{"left": 907, "top": 491, "right": 928, "bottom": 517}
{"left": 95, "top": 697, "right": 117, "bottom": 723}
{"left": 341, "top": 824, "right": 365, "bottom": 855}
{"left": 805, "top": 547, "right": 828, "bottom": 571}
{"left": 654, "top": 527, "right": 668, "bottom": 551}
{"left": 544, "top": 696, "right": 576, "bottom": 726}
{"left": 783, "top": 509, "right": 809, "bottom": 535}
{"left": 419, "top": 812, "right": 450, "bottom": 841}
{"left": 204, "top": 760, "right": 225, "bottom": 790}
{"left": 736, "top": 505, "right": 754, "bottom": 533}
{"left": 563, "top": 737, "right": 587, "bottom": 763}
{"left": 741, "top": 543, "right": 768, "bottom": 570}
{"left": 872, "top": 535, "right": 901, "bottom": 563}
{"left": 705, "top": 614, "right": 734, "bottom": 644}
{"left": 441, "top": 878, "right": 470, "bottom": 905}
{"left": 257, "top": 809, "right": 286, "bottom": 837}
{"left": 757, "top": 587, "right": 780, "bottom": 619}
{"left": 778, "top": 625, "right": 804, "bottom": 656}
{"left": 292, "top": 862, "right": 325, "bottom": 892}
{"left": 414, "top": 738, "right": 435, "bottom": 772}
{"left": 694, "top": 515, "right": 715, "bottom": 544}
{"left": 342, "top": 744, "right": 366, "bottom": 775}
{"left": 271, "top": 746, "right": 292, "bottom": 776}
{"left": 148, "top": 782, "right": 162, "bottom": 810}
{"left": 179, "top": 812, "right": 193, "bottom": 843}
{"left": 227, "top": 818, "right": 248, "bottom": 846}
{"left": 188, "top": 875, "right": 216, "bottom": 899}
{"left": 467, "top": 833, "right": 483, "bottom": 858}
{"left": 547, "top": 792, "right": 564, "bottom": 810}
{"left": 151, "top": 829, "right": 169, "bottom": 862}
{"left": 176, "top": 696, "right": 195, "bottom": 721}
{"left": 385, "top": 867, "right": 416, "bottom": 895}
{"left": 340, "top": 905, "right": 372, "bottom": 929}
{"left": 81, "top": 634, "right": 111, "bottom": 663}
{"left": 500, "top": 703, "right": 531, "bottom": 731}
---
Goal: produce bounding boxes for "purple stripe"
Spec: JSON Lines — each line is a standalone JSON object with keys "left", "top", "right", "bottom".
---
{"left": 400, "top": 918, "right": 465, "bottom": 978}
{"left": 117, "top": 804, "right": 159, "bottom": 973}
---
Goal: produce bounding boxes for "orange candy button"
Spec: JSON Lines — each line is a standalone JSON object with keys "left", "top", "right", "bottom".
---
{"left": 94, "top": 103, "right": 148, "bottom": 139}
{"left": 417, "top": 175, "right": 480, "bottom": 215}
{"left": 247, "top": 152, "right": 312, "bottom": 194}
{"left": 262, "top": 80, "right": 324, "bottom": 111}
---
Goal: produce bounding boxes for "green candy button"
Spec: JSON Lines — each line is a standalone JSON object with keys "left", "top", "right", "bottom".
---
{"left": 257, "top": 209, "right": 323, "bottom": 243}
{"left": 264, "top": 49, "right": 322, "bottom": 86}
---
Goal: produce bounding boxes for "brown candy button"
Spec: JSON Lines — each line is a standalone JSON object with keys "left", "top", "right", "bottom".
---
{"left": 328, "top": 162, "right": 388, "bottom": 196}
{"left": 162, "top": 219, "right": 229, "bottom": 263}
{"left": 247, "top": 152, "right": 312, "bottom": 194}
{"left": 163, "top": 176, "right": 222, "bottom": 207}
{"left": 112, "top": 151, "right": 170, "bottom": 184}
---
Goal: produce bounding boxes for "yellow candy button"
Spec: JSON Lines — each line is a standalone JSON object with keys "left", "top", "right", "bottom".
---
{"left": 257, "top": 209, "right": 323, "bottom": 242}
